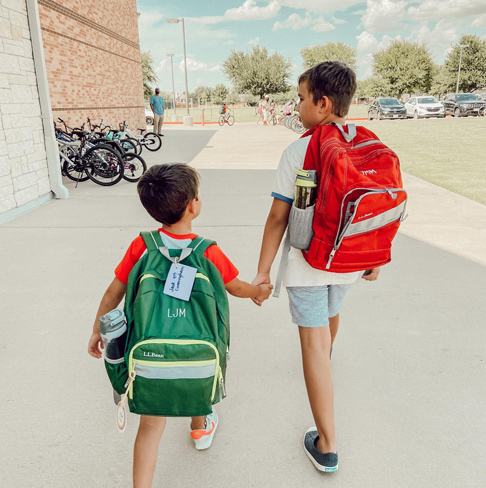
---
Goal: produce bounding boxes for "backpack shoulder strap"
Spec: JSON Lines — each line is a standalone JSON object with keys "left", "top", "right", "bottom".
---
{"left": 140, "top": 230, "right": 163, "bottom": 251}
{"left": 273, "top": 231, "right": 291, "bottom": 298}
{"left": 187, "top": 236, "right": 216, "bottom": 255}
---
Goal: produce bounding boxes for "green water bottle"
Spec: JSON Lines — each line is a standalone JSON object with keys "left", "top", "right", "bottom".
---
{"left": 295, "top": 169, "right": 317, "bottom": 209}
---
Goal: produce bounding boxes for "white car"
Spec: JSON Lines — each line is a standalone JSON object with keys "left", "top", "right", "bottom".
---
{"left": 405, "top": 96, "right": 445, "bottom": 119}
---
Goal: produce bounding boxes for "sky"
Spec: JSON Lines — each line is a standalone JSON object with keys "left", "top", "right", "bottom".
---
{"left": 137, "top": 0, "right": 486, "bottom": 94}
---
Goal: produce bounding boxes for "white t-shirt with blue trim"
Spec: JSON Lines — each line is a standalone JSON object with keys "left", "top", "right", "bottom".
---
{"left": 272, "top": 135, "right": 360, "bottom": 287}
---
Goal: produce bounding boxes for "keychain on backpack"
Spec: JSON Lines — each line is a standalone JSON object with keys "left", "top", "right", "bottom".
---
{"left": 116, "top": 370, "right": 136, "bottom": 433}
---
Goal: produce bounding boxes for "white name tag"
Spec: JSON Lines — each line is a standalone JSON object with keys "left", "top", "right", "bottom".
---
{"left": 163, "top": 263, "right": 197, "bottom": 302}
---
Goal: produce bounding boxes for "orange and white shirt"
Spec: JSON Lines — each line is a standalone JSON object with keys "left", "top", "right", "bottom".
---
{"left": 115, "top": 228, "right": 239, "bottom": 285}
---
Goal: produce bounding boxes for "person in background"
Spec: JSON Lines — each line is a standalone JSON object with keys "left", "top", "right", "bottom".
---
{"left": 150, "top": 88, "right": 165, "bottom": 136}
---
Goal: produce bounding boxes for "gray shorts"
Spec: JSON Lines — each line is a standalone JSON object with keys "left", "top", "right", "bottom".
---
{"left": 287, "top": 285, "right": 352, "bottom": 327}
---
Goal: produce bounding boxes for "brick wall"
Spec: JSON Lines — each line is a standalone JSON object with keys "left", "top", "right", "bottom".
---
{"left": 38, "top": 0, "right": 145, "bottom": 130}
{"left": 0, "top": 0, "right": 50, "bottom": 214}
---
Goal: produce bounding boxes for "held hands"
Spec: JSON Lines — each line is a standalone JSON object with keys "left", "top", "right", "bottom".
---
{"left": 88, "top": 331, "right": 104, "bottom": 359}
{"left": 255, "top": 283, "right": 273, "bottom": 305}
{"left": 252, "top": 272, "right": 272, "bottom": 306}
{"left": 361, "top": 267, "right": 380, "bottom": 281}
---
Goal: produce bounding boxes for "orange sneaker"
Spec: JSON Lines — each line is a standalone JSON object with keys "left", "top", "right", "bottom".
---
{"left": 190, "top": 408, "right": 218, "bottom": 450}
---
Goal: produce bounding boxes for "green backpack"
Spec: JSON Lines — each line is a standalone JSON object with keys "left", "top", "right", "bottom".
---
{"left": 105, "top": 230, "right": 230, "bottom": 417}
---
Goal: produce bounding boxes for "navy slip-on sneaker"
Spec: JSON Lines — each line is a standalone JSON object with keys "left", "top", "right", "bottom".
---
{"left": 303, "top": 427, "right": 338, "bottom": 472}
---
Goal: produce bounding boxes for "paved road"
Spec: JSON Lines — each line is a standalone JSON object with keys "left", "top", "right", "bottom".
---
{"left": 1, "top": 123, "right": 485, "bottom": 487}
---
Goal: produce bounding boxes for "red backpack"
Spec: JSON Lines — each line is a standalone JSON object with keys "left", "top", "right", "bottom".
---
{"left": 302, "top": 123, "right": 407, "bottom": 273}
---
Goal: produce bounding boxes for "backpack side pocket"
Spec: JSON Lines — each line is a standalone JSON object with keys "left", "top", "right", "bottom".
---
{"left": 104, "top": 359, "right": 128, "bottom": 395}
{"left": 288, "top": 204, "right": 315, "bottom": 250}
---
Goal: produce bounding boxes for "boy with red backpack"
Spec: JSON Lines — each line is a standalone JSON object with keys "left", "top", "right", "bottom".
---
{"left": 252, "top": 62, "right": 406, "bottom": 472}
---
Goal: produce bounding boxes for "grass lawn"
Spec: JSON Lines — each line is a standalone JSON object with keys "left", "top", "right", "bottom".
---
{"left": 357, "top": 116, "right": 486, "bottom": 205}
{"left": 162, "top": 105, "right": 485, "bottom": 205}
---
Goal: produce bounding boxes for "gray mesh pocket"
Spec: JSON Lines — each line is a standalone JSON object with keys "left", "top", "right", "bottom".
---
{"left": 288, "top": 204, "right": 315, "bottom": 250}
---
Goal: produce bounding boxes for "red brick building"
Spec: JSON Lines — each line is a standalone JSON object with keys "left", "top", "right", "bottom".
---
{"left": 38, "top": 0, "right": 145, "bottom": 130}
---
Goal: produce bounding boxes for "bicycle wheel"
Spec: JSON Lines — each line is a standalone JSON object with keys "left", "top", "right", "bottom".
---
{"left": 218, "top": 116, "right": 225, "bottom": 126}
{"left": 61, "top": 146, "right": 90, "bottom": 182}
{"left": 291, "top": 118, "right": 306, "bottom": 134}
{"left": 83, "top": 145, "right": 123, "bottom": 186}
{"left": 121, "top": 153, "right": 147, "bottom": 182}
{"left": 227, "top": 115, "right": 235, "bottom": 126}
{"left": 119, "top": 137, "right": 138, "bottom": 154}
{"left": 142, "top": 132, "right": 162, "bottom": 152}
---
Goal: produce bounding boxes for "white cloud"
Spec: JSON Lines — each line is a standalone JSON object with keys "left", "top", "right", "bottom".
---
{"left": 472, "top": 13, "right": 486, "bottom": 28}
{"left": 361, "top": 0, "right": 408, "bottom": 33}
{"left": 273, "top": 12, "right": 335, "bottom": 32}
{"left": 356, "top": 31, "right": 399, "bottom": 78}
{"left": 155, "top": 59, "right": 169, "bottom": 73}
{"left": 332, "top": 16, "right": 347, "bottom": 25}
{"left": 180, "top": 58, "right": 221, "bottom": 73}
{"left": 276, "top": 0, "right": 364, "bottom": 14}
{"left": 188, "top": 1, "right": 280, "bottom": 25}
{"left": 249, "top": 37, "right": 260, "bottom": 45}
{"left": 187, "top": 16, "right": 225, "bottom": 25}
{"left": 407, "top": 0, "right": 486, "bottom": 22}
{"left": 224, "top": 0, "right": 280, "bottom": 20}
{"left": 411, "top": 20, "right": 459, "bottom": 61}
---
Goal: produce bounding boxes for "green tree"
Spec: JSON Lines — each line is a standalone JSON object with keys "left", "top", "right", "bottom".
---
{"left": 141, "top": 50, "right": 157, "bottom": 101}
{"left": 430, "top": 64, "right": 455, "bottom": 98}
{"left": 357, "top": 76, "right": 394, "bottom": 98}
{"left": 445, "top": 35, "right": 486, "bottom": 92}
{"left": 212, "top": 84, "right": 229, "bottom": 104}
{"left": 193, "top": 85, "right": 214, "bottom": 104}
{"left": 372, "top": 40, "right": 434, "bottom": 98}
{"left": 301, "top": 42, "right": 357, "bottom": 70}
{"left": 222, "top": 46, "right": 292, "bottom": 98}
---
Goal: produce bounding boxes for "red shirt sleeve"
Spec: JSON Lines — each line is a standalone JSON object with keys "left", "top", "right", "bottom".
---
{"left": 204, "top": 245, "right": 239, "bottom": 284}
{"left": 115, "top": 237, "right": 238, "bottom": 286}
{"left": 114, "top": 236, "right": 148, "bottom": 284}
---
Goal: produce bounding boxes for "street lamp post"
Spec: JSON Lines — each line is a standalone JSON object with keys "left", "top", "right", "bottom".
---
{"left": 167, "top": 53, "right": 178, "bottom": 122}
{"left": 167, "top": 17, "right": 192, "bottom": 126}
{"left": 456, "top": 44, "right": 469, "bottom": 93}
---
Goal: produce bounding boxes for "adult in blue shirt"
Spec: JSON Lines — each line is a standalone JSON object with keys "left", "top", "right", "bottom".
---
{"left": 150, "top": 88, "right": 165, "bottom": 135}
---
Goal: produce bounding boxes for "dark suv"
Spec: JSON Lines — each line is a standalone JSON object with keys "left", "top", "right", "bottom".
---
{"left": 443, "top": 93, "right": 486, "bottom": 117}
{"left": 368, "top": 98, "right": 407, "bottom": 120}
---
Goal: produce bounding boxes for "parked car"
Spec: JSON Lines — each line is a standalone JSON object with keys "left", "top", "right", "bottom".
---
{"left": 443, "top": 93, "right": 486, "bottom": 117}
{"left": 368, "top": 98, "right": 407, "bottom": 120}
{"left": 405, "top": 96, "right": 445, "bottom": 119}
{"left": 477, "top": 94, "right": 486, "bottom": 115}
{"left": 145, "top": 108, "right": 154, "bottom": 126}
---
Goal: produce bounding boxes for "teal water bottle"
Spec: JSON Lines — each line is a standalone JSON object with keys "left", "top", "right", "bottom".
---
{"left": 99, "top": 309, "right": 127, "bottom": 363}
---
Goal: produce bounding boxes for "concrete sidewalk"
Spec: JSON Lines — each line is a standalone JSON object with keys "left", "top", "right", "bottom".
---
{"left": 1, "top": 123, "right": 485, "bottom": 487}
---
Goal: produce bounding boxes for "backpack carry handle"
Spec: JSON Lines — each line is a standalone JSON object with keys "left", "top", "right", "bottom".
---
{"left": 332, "top": 123, "right": 357, "bottom": 143}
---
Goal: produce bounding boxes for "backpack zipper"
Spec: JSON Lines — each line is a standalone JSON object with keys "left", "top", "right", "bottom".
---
{"left": 326, "top": 188, "right": 407, "bottom": 269}
{"left": 128, "top": 339, "right": 220, "bottom": 401}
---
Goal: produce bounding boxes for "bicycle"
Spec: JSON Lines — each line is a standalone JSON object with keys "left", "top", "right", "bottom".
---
{"left": 122, "top": 121, "right": 162, "bottom": 152}
{"left": 218, "top": 110, "right": 234, "bottom": 126}
{"left": 89, "top": 118, "right": 141, "bottom": 155}
{"left": 57, "top": 133, "right": 124, "bottom": 186}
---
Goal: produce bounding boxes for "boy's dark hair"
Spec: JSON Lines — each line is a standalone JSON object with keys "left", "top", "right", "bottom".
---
{"left": 298, "top": 61, "right": 357, "bottom": 117}
{"left": 137, "top": 163, "right": 199, "bottom": 225}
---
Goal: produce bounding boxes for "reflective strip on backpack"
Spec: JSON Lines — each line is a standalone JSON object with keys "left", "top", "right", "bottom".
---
{"left": 134, "top": 362, "right": 217, "bottom": 380}
{"left": 342, "top": 200, "right": 407, "bottom": 238}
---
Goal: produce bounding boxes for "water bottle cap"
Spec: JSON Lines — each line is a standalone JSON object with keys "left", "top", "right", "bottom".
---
{"left": 296, "top": 169, "right": 317, "bottom": 184}
{"left": 100, "top": 308, "right": 126, "bottom": 336}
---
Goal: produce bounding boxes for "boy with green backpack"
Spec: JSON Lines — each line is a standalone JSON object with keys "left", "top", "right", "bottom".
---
{"left": 88, "top": 163, "right": 273, "bottom": 488}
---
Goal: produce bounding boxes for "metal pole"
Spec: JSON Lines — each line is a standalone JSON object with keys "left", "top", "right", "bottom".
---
{"left": 170, "top": 55, "right": 177, "bottom": 116}
{"left": 456, "top": 47, "right": 463, "bottom": 93}
{"left": 182, "top": 18, "right": 189, "bottom": 116}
